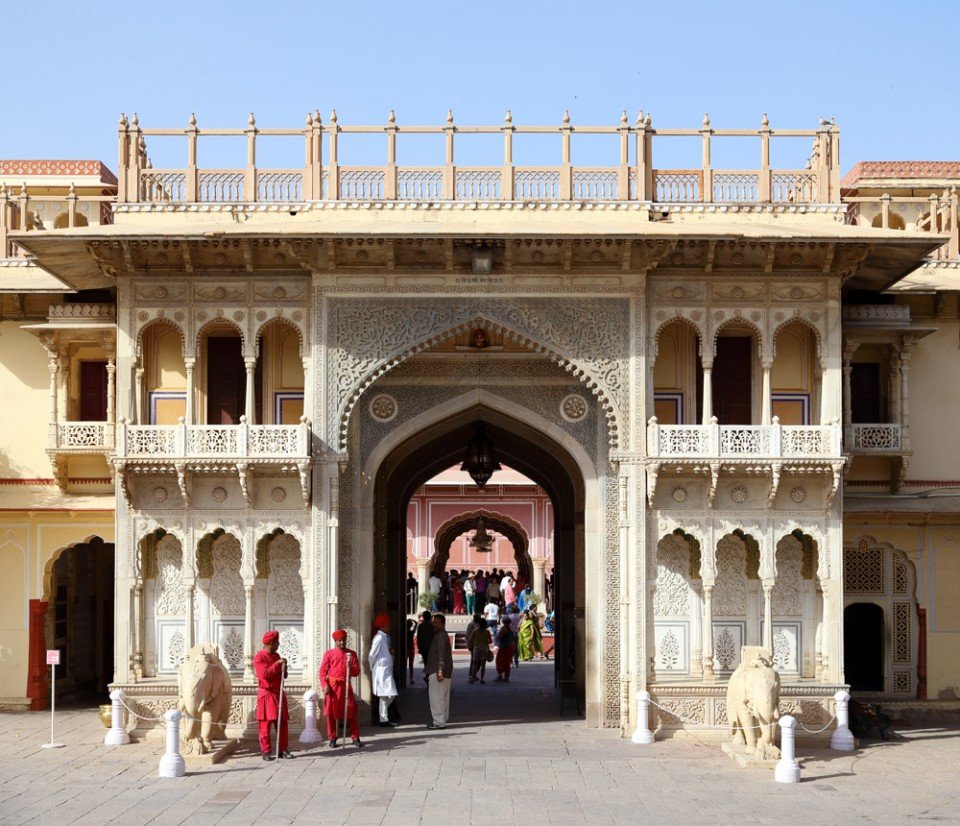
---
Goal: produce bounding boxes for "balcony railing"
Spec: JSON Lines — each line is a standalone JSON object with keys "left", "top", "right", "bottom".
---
{"left": 846, "top": 423, "right": 902, "bottom": 452}
{"left": 116, "top": 419, "right": 310, "bottom": 460}
{"left": 647, "top": 419, "right": 842, "bottom": 459}
{"left": 49, "top": 421, "right": 114, "bottom": 451}
{"left": 0, "top": 186, "right": 116, "bottom": 259}
{"left": 845, "top": 191, "right": 959, "bottom": 263}
{"left": 113, "top": 112, "right": 840, "bottom": 206}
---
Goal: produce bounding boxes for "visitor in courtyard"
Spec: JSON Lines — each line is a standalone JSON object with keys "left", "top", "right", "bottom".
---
{"left": 452, "top": 575, "right": 466, "bottom": 614}
{"left": 517, "top": 583, "right": 534, "bottom": 612}
{"left": 370, "top": 613, "right": 399, "bottom": 728}
{"left": 475, "top": 569, "right": 487, "bottom": 607}
{"left": 425, "top": 613, "right": 454, "bottom": 728}
{"left": 469, "top": 617, "right": 493, "bottom": 684}
{"left": 406, "top": 571, "right": 418, "bottom": 613}
{"left": 463, "top": 572, "right": 477, "bottom": 615}
{"left": 502, "top": 573, "right": 517, "bottom": 609}
{"left": 486, "top": 575, "right": 500, "bottom": 608}
{"left": 416, "top": 610, "right": 435, "bottom": 681}
{"left": 506, "top": 604, "right": 522, "bottom": 667}
{"left": 406, "top": 618, "right": 417, "bottom": 683}
{"left": 428, "top": 571, "right": 443, "bottom": 612}
{"left": 494, "top": 616, "right": 517, "bottom": 682}
{"left": 518, "top": 609, "right": 543, "bottom": 661}
{"left": 544, "top": 610, "right": 555, "bottom": 634}
{"left": 253, "top": 630, "right": 291, "bottom": 760}
{"left": 483, "top": 597, "right": 500, "bottom": 632}
{"left": 319, "top": 629, "right": 362, "bottom": 748}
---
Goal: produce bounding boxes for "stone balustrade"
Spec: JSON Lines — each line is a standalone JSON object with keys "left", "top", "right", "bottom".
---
{"left": 846, "top": 423, "right": 902, "bottom": 452}
{"left": 647, "top": 420, "right": 843, "bottom": 459}
{"left": 845, "top": 190, "right": 959, "bottom": 261}
{"left": 114, "top": 112, "right": 841, "bottom": 206}
{"left": 842, "top": 304, "right": 911, "bottom": 324}
{"left": 115, "top": 419, "right": 310, "bottom": 460}
{"left": 50, "top": 421, "right": 113, "bottom": 451}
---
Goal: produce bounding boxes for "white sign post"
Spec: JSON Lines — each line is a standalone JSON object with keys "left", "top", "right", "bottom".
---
{"left": 41, "top": 650, "right": 64, "bottom": 749}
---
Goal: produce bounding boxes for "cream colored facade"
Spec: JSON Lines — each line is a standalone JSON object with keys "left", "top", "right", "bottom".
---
{"left": 0, "top": 114, "right": 956, "bottom": 736}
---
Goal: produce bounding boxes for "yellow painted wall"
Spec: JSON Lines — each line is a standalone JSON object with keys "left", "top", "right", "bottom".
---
{"left": 908, "top": 322, "right": 960, "bottom": 481}
{"left": 0, "top": 515, "right": 114, "bottom": 703}
{"left": 0, "top": 322, "right": 54, "bottom": 479}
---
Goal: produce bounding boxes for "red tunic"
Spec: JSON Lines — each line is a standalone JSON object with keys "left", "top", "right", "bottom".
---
{"left": 253, "top": 649, "right": 289, "bottom": 722}
{"left": 318, "top": 646, "right": 360, "bottom": 720}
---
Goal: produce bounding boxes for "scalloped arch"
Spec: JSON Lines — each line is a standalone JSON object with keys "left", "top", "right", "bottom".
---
{"left": 253, "top": 314, "right": 305, "bottom": 359}
{"left": 136, "top": 317, "right": 187, "bottom": 361}
{"left": 430, "top": 508, "right": 533, "bottom": 583}
{"left": 195, "top": 317, "right": 248, "bottom": 359}
{"left": 710, "top": 315, "right": 764, "bottom": 360}
{"left": 339, "top": 315, "right": 623, "bottom": 451}
{"left": 652, "top": 314, "right": 705, "bottom": 359}
{"left": 41, "top": 534, "right": 110, "bottom": 602}
{"left": 771, "top": 314, "right": 824, "bottom": 362}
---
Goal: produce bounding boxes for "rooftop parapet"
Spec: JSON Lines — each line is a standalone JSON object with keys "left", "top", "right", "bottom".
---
{"left": 114, "top": 111, "right": 842, "bottom": 207}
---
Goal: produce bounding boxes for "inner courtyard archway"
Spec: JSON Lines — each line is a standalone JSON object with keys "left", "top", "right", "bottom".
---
{"left": 370, "top": 403, "right": 587, "bottom": 716}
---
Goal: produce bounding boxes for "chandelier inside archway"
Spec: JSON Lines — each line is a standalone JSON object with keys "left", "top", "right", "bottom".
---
{"left": 468, "top": 514, "right": 494, "bottom": 553}
{"left": 460, "top": 423, "right": 501, "bottom": 488}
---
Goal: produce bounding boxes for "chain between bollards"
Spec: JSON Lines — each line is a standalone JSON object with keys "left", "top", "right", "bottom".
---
{"left": 775, "top": 715, "right": 801, "bottom": 783}
{"left": 103, "top": 689, "right": 131, "bottom": 746}
{"left": 158, "top": 709, "right": 185, "bottom": 778}
{"left": 829, "top": 689, "right": 855, "bottom": 751}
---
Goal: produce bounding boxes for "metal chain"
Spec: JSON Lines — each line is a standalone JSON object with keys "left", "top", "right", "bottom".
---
{"left": 647, "top": 697, "right": 837, "bottom": 735}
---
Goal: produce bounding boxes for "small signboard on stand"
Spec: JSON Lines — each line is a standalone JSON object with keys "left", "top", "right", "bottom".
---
{"left": 42, "top": 650, "right": 64, "bottom": 749}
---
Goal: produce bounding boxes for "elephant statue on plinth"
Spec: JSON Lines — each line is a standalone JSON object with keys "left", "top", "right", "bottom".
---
{"left": 726, "top": 645, "right": 781, "bottom": 759}
{"left": 177, "top": 643, "right": 233, "bottom": 754}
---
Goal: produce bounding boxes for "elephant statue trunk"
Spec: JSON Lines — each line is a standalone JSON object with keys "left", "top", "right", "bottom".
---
{"left": 725, "top": 645, "right": 782, "bottom": 760}
{"left": 177, "top": 643, "right": 233, "bottom": 755}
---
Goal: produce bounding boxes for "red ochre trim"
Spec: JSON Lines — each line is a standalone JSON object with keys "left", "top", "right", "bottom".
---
{"left": 0, "top": 159, "right": 118, "bottom": 185}
{"left": 0, "top": 479, "right": 56, "bottom": 485}
{"left": 847, "top": 480, "right": 960, "bottom": 488}
{"left": 27, "top": 600, "right": 48, "bottom": 711}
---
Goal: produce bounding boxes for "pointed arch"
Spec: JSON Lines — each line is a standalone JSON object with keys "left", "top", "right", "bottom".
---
{"left": 430, "top": 508, "right": 532, "bottom": 582}
{"left": 711, "top": 314, "right": 764, "bottom": 360}
{"left": 771, "top": 314, "right": 823, "bottom": 362}
{"left": 135, "top": 316, "right": 187, "bottom": 361}
{"left": 253, "top": 314, "right": 305, "bottom": 358}
{"left": 652, "top": 314, "right": 705, "bottom": 358}
{"left": 195, "top": 316, "right": 247, "bottom": 359}
{"left": 336, "top": 313, "right": 625, "bottom": 451}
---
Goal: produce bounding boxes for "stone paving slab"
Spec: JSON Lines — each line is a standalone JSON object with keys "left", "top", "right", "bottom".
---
{"left": 1, "top": 662, "right": 959, "bottom": 824}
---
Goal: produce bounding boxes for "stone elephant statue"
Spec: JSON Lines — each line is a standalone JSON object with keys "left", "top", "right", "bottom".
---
{"left": 726, "top": 645, "right": 781, "bottom": 760}
{"left": 177, "top": 643, "right": 233, "bottom": 754}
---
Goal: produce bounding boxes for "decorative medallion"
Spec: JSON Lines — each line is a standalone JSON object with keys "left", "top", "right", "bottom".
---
{"left": 730, "top": 484, "right": 748, "bottom": 504}
{"left": 789, "top": 252, "right": 802, "bottom": 265}
{"left": 233, "top": 311, "right": 244, "bottom": 322}
{"left": 730, "top": 286, "right": 745, "bottom": 300}
{"left": 214, "top": 253, "right": 227, "bottom": 266}
{"left": 671, "top": 286, "right": 685, "bottom": 299}
{"left": 731, "top": 251, "right": 745, "bottom": 265}
{"left": 152, "top": 486, "right": 168, "bottom": 503}
{"left": 214, "top": 286, "right": 227, "bottom": 300}
{"left": 197, "top": 310, "right": 208, "bottom": 321}
{"left": 273, "top": 286, "right": 287, "bottom": 300}
{"left": 671, "top": 252, "right": 684, "bottom": 265}
{"left": 137, "top": 311, "right": 149, "bottom": 322}
{"left": 291, "top": 310, "right": 303, "bottom": 322}
{"left": 750, "top": 311, "right": 761, "bottom": 322}
{"left": 589, "top": 250, "right": 603, "bottom": 263}
{"left": 271, "top": 486, "right": 287, "bottom": 503}
{"left": 155, "top": 253, "right": 168, "bottom": 265}
{"left": 274, "top": 253, "right": 286, "bottom": 264}
{"left": 174, "top": 311, "right": 185, "bottom": 322}
{"left": 356, "top": 250, "right": 369, "bottom": 263}
{"left": 560, "top": 394, "right": 588, "bottom": 423}
{"left": 211, "top": 486, "right": 228, "bottom": 504}
{"left": 790, "top": 287, "right": 804, "bottom": 300}
{"left": 790, "top": 486, "right": 807, "bottom": 504}
{"left": 415, "top": 250, "right": 427, "bottom": 263}
{"left": 672, "top": 487, "right": 688, "bottom": 503}
{"left": 256, "top": 310, "right": 267, "bottom": 322}
{"left": 369, "top": 393, "right": 398, "bottom": 423}
{"left": 532, "top": 250, "right": 544, "bottom": 263}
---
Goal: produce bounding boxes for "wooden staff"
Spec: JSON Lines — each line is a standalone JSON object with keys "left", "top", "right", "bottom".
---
{"left": 275, "top": 658, "right": 286, "bottom": 761}
{"left": 341, "top": 651, "right": 351, "bottom": 742}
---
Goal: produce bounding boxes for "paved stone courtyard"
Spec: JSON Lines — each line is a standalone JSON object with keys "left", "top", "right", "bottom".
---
{"left": 1, "top": 662, "right": 958, "bottom": 824}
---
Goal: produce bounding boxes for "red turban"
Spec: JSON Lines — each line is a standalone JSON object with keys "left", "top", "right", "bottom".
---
{"left": 374, "top": 613, "right": 391, "bottom": 630}
{"left": 262, "top": 630, "right": 280, "bottom": 645}
{"left": 331, "top": 629, "right": 347, "bottom": 642}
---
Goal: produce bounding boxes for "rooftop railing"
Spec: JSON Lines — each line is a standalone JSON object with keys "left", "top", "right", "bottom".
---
{"left": 114, "top": 111, "right": 842, "bottom": 207}
{"left": 845, "top": 190, "right": 959, "bottom": 262}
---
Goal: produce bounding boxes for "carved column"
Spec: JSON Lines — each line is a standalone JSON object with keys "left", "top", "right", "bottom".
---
{"left": 762, "top": 581, "right": 774, "bottom": 652}
{"left": 841, "top": 339, "right": 859, "bottom": 438}
{"left": 46, "top": 348, "right": 59, "bottom": 446}
{"left": 184, "top": 582, "right": 196, "bottom": 650}
{"left": 702, "top": 582, "right": 715, "bottom": 681}
{"left": 243, "top": 583, "right": 255, "bottom": 682}
{"left": 701, "top": 358, "right": 713, "bottom": 423}
{"left": 416, "top": 558, "right": 430, "bottom": 600}
{"left": 691, "top": 581, "right": 703, "bottom": 680}
{"left": 761, "top": 360, "right": 772, "bottom": 425}
{"left": 900, "top": 340, "right": 914, "bottom": 452}
{"left": 132, "top": 577, "right": 144, "bottom": 681}
{"left": 532, "top": 557, "right": 546, "bottom": 602}
{"left": 889, "top": 353, "right": 901, "bottom": 424}
{"left": 244, "top": 358, "right": 256, "bottom": 424}
{"left": 58, "top": 353, "right": 70, "bottom": 422}
{"left": 134, "top": 364, "right": 144, "bottom": 424}
{"left": 184, "top": 358, "right": 196, "bottom": 425}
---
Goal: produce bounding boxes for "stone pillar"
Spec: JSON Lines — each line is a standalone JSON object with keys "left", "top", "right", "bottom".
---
{"left": 184, "top": 583, "right": 195, "bottom": 650}
{"left": 58, "top": 354, "right": 70, "bottom": 422}
{"left": 243, "top": 583, "right": 255, "bottom": 682}
{"left": 690, "top": 582, "right": 703, "bottom": 680}
{"left": 701, "top": 359, "right": 713, "bottom": 423}
{"left": 106, "top": 357, "right": 116, "bottom": 427}
{"left": 762, "top": 581, "right": 774, "bottom": 653}
{"left": 900, "top": 341, "right": 913, "bottom": 451}
{"left": 244, "top": 358, "right": 256, "bottom": 424}
{"left": 701, "top": 583, "right": 715, "bottom": 680}
{"left": 416, "top": 559, "right": 431, "bottom": 602}
{"left": 184, "top": 358, "right": 195, "bottom": 425}
{"left": 132, "top": 577, "right": 144, "bottom": 681}
{"left": 761, "top": 361, "right": 772, "bottom": 425}
{"left": 135, "top": 365, "right": 144, "bottom": 424}
{"left": 532, "top": 558, "right": 546, "bottom": 604}
{"left": 46, "top": 349, "right": 59, "bottom": 446}
{"left": 889, "top": 354, "right": 901, "bottom": 424}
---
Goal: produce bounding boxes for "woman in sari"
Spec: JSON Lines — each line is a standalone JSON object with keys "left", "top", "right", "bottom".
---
{"left": 517, "top": 610, "right": 543, "bottom": 661}
{"left": 452, "top": 577, "right": 466, "bottom": 615}
{"left": 494, "top": 617, "right": 516, "bottom": 682}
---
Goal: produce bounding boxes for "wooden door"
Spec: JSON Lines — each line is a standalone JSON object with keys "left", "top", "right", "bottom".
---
{"left": 851, "top": 363, "right": 881, "bottom": 423}
{"left": 206, "top": 337, "right": 245, "bottom": 424}
{"left": 712, "top": 337, "right": 752, "bottom": 424}
{"left": 79, "top": 361, "right": 108, "bottom": 421}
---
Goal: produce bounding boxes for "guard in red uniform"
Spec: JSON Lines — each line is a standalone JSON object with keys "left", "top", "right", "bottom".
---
{"left": 318, "top": 628, "right": 362, "bottom": 748}
{"left": 254, "top": 630, "right": 292, "bottom": 760}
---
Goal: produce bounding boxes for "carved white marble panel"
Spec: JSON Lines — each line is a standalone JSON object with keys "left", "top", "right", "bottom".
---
{"left": 157, "top": 620, "right": 189, "bottom": 675}
{"left": 215, "top": 622, "right": 246, "bottom": 673}
{"left": 712, "top": 622, "right": 745, "bottom": 673}
{"left": 268, "top": 534, "right": 304, "bottom": 616}
{"left": 271, "top": 623, "right": 304, "bottom": 671}
{"left": 765, "top": 621, "right": 801, "bottom": 674}
{"left": 654, "top": 622, "right": 689, "bottom": 675}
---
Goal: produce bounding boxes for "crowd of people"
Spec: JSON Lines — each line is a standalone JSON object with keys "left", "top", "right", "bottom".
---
{"left": 408, "top": 567, "right": 554, "bottom": 615}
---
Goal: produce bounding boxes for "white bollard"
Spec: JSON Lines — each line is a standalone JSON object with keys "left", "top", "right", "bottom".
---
{"left": 158, "top": 709, "right": 186, "bottom": 778}
{"left": 103, "top": 689, "right": 131, "bottom": 746}
{"left": 631, "top": 690, "right": 655, "bottom": 744}
{"left": 830, "top": 689, "right": 855, "bottom": 751}
{"left": 299, "top": 689, "right": 323, "bottom": 744}
{"left": 775, "top": 715, "right": 801, "bottom": 784}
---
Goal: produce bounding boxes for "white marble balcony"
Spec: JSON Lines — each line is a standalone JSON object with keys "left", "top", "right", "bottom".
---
{"left": 115, "top": 418, "right": 310, "bottom": 461}
{"left": 49, "top": 421, "right": 114, "bottom": 452}
{"left": 647, "top": 418, "right": 842, "bottom": 460}
{"left": 846, "top": 423, "right": 902, "bottom": 452}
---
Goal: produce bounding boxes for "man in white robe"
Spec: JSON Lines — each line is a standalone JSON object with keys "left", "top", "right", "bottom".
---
{"left": 370, "top": 613, "right": 399, "bottom": 727}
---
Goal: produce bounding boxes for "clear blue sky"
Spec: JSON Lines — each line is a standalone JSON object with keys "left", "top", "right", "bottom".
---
{"left": 2, "top": 0, "right": 956, "bottom": 174}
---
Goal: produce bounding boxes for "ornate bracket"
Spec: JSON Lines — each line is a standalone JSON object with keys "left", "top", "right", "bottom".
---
{"left": 174, "top": 461, "right": 191, "bottom": 508}
{"left": 296, "top": 460, "right": 312, "bottom": 503}
{"left": 236, "top": 461, "right": 252, "bottom": 507}
{"left": 767, "top": 461, "right": 782, "bottom": 508}
{"left": 825, "top": 460, "right": 844, "bottom": 508}
{"left": 645, "top": 462, "right": 660, "bottom": 508}
{"left": 115, "top": 465, "right": 131, "bottom": 506}
{"left": 706, "top": 461, "right": 721, "bottom": 508}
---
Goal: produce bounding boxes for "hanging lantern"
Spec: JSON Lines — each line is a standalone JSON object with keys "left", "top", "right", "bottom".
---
{"left": 468, "top": 515, "right": 494, "bottom": 553}
{"left": 460, "top": 423, "right": 501, "bottom": 488}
